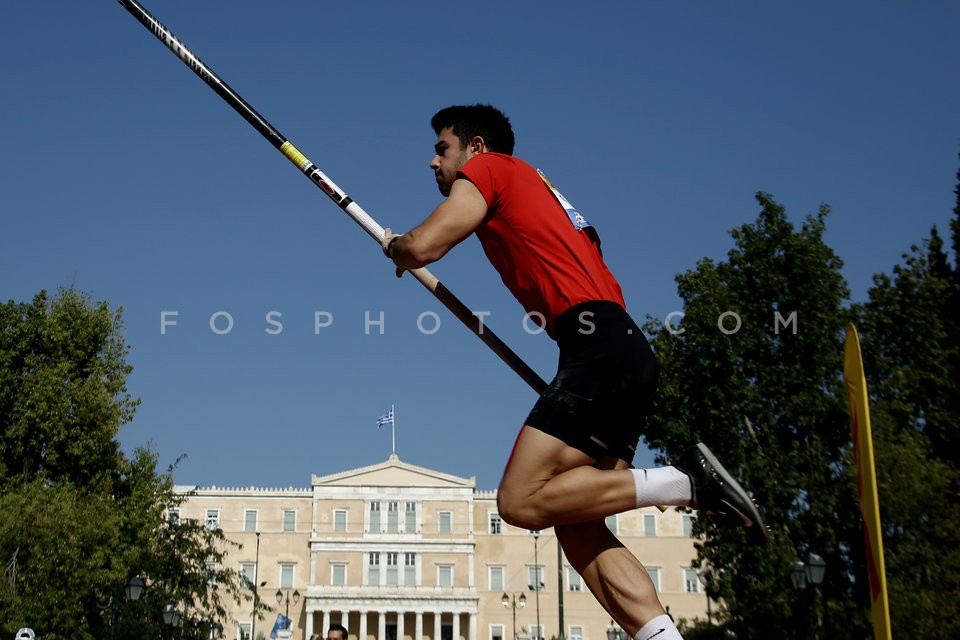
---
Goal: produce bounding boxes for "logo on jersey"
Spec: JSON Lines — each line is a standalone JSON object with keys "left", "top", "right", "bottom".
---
{"left": 537, "top": 169, "right": 593, "bottom": 232}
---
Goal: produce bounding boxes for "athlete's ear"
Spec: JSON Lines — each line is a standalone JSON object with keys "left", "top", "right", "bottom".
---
{"left": 469, "top": 135, "right": 485, "bottom": 155}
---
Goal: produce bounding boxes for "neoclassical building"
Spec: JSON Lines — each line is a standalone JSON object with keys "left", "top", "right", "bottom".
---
{"left": 174, "top": 455, "right": 709, "bottom": 640}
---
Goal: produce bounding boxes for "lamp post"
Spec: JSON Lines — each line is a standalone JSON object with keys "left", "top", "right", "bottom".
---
{"left": 605, "top": 620, "right": 626, "bottom": 640}
{"left": 529, "top": 531, "right": 542, "bottom": 640}
{"left": 501, "top": 593, "right": 526, "bottom": 640}
{"left": 110, "top": 575, "right": 145, "bottom": 640}
{"left": 163, "top": 604, "right": 182, "bottom": 640}
{"left": 556, "top": 539, "right": 564, "bottom": 640}
{"left": 790, "top": 552, "right": 826, "bottom": 640}
{"left": 697, "top": 563, "right": 717, "bottom": 625}
{"left": 252, "top": 531, "right": 261, "bottom": 640}
{"left": 276, "top": 588, "right": 301, "bottom": 629}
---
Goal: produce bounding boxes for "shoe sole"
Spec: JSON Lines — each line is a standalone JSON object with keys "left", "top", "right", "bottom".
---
{"left": 696, "top": 443, "right": 770, "bottom": 544}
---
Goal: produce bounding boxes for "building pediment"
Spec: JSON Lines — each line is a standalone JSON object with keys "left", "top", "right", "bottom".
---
{"left": 312, "top": 454, "right": 475, "bottom": 489}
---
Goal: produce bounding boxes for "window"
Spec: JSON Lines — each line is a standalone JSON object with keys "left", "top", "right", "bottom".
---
{"left": 239, "top": 622, "right": 252, "bottom": 640}
{"left": 605, "top": 514, "right": 617, "bottom": 534}
{"left": 528, "top": 565, "right": 544, "bottom": 591}
{"left": 243, "top": 509, "right": 258, "bottom": 533}
{"left": 332, "top": 563, "right": 347, "bottom": 586}
{"left": 405, "top": 501, "right": 417, "bottom": 532}
{"left": 489, "top": 565, "right": 504, "bottom": 591}
{"left": 334, "top": 509, "right": 348, "bottom": 533}
{"left": 489, "top": 513, "right": 502, "bottom": 535}
{"left": 404, "top": 553, "right": 417, "bottom": 585}
{"left": 643, "top": 514, "right": 657, "bottom": 537}
{"left": 566, "top": 567, "right": 582, "bottom": 592}
{"left": 387, "top": 501, "right": 399, "bottom": 533}
{"left": 205, "top": 508, "right": 220, "bottom": 531}
{"left": 282, "top": 509, "right": 296, "bottom": 533}
{"left": 684, "top": 568, "right": 701, "bottom": 593}
{"left": 368, "top": 552, "right": 381, "bottom": 585}
{"left": 240, "top": 562, "right": 256, "bottom": 589}
{"left": 682, "top": 514, "right": 695, "bottom": 537}
{"left": 437, "top": 564, "right": 453, "bottom": 587}
{"left": 279, "top": 563, "right": 295, "bottom": 588}
{"left": 370, "top": 501, "right": 381, "bottom": 532}
{"left": 491, "top": 625, "right": 505, "bottom": 640}
{"left": 386, "top": 552, "right": 399, "bottom": 586}
{"left": 438, "top": 510, "right": 452, "bottom": 534}
{"left": 645, "top": 566, "right": 661, "bottom": 592}
{"left": 569, "top": 627, "right": 583, "bottom": 640}
{"left": 529, "top": 624, "right": 544, "bottom": 640}
{"left": 167, "top": 508, "right": 181, "bottom": 526}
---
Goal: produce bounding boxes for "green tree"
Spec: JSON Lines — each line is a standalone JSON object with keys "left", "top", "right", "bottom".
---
{"left": 0, "top": 288, "right": 138, "bottom": 490}
{"left": 0, "top": 288, "right": 251, "bottom": 638}
{"left": 851, "top": 159, "right": 960, "bottom": 638}
{"left": 643, "top": 194, "right": 864, "bottom": 638}
{"left": 0, "top": 480, "right": 120, "bottom": 633}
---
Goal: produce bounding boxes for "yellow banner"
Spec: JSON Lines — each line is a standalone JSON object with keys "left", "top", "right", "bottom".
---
{"left": 843, "top": 323, "right": 892, "bottom": 640}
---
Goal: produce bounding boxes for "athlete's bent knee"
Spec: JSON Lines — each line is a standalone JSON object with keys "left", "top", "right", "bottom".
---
{"left": 497, "top": 490, "right": 551, "bottom": 531}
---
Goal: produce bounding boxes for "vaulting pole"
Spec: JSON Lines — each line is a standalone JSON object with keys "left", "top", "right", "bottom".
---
{"left": 115, "top": 0, "right": 547, "bottom": 393}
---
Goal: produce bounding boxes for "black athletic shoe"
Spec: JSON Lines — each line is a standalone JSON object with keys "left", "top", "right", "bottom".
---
{"left": 680, "top": 442, "right": 770, "bottom": 544}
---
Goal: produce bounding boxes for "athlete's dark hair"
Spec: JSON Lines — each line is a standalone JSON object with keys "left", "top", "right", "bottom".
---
{"left": 431, "top": 104, "right": 515, "bottom": 155}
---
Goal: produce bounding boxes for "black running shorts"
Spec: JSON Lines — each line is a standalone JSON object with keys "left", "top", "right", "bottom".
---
{"left": 525, "top": 301, "right": 659, "bottom": 463}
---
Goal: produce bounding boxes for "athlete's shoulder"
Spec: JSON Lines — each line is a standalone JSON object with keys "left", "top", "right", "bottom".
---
{"left": 464, "top": 152, "right": 535, "bottom": 172}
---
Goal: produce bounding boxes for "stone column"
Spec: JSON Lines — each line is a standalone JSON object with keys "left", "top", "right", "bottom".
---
{"left": 359, "top": 610, "right": 369, "bottom": 640}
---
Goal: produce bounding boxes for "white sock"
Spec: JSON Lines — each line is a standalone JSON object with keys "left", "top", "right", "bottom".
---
{"left": 630, "top": 466, "right": 692, "bottom": 508}
{"left": 634, "top": 614, "right": 683, "bottom": 640}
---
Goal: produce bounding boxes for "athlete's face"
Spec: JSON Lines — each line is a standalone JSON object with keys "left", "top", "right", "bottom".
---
{"left": 430, "top": 127, "right": 473, "bottom": 197}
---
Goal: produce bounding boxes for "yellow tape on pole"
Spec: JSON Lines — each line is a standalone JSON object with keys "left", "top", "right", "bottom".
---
{"left": 843, "top": 323, "right": 892, "bottom": 640}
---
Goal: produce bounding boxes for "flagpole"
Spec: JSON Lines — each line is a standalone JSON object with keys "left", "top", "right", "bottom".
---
{"left": 392, "top": 404, "right": 396, "bottom": 456}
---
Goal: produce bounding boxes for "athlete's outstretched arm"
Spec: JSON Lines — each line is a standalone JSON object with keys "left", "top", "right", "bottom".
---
{"left": 383, "top": 178, "right": 488, "bottom": 274}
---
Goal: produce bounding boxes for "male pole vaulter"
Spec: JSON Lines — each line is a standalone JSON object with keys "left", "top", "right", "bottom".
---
{"left": 383, "top": 105, "right": 768, "bottom": 640}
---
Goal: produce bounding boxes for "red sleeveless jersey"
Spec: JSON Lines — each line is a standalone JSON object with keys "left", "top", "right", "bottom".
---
{"left": 458, "top": 153, "right": 625, "bottom": 337}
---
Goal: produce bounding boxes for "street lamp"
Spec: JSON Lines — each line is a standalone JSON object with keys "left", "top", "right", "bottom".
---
{"left": 790, "top": 552, "right": 826, "bottom": 590}
{"left": 252, "top": 531, "right": 261, "bottom": 640}
{"left": 110, "top": 575, "right": 145, "bottom": 640}
{"left": 276, "top": 588, "right": 301, "bottom": 629}
{"left": 529, "top": 531, "right": 542, "bottom": 640}
{"left": 790, "top": 552, "right": 827, "bottom": 639}
{"left": 163, "top": 604, "right": 182, "bottom": 640}
{"left": 501, "top": 593, "right": 526, "bottom": 640}
{"left": 697, "top": 563, "right": 718, "bottom": 625}
{"left": 605, "top": 620, "right": 626, "bottom": 640}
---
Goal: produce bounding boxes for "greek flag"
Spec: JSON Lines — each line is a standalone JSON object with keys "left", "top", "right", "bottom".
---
{"left": 270, "top": 613, "right": 291, "bottom": 637}
{"left": 377, "top": 408, "right": 394, "bottom": 428}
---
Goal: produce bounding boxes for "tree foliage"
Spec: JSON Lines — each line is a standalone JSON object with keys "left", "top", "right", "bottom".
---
{"left": 0, "top": 289, "right": 138, "bottom": 490}
{"left": 644, "top": 194, "right": 862, "bottom": 638}
{"left": 644, "top": 161, "right": 960, "bottom": 639}
{"left": 0, "top": 288, "right": 250, "bottom": 638}
{"left": 850, "top": 157, "right": 960, "bottom": 638}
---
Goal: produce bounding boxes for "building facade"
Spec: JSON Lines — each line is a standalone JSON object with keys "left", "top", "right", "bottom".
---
{"left": 175, "top": 455, "right": 708, "bottom": 640}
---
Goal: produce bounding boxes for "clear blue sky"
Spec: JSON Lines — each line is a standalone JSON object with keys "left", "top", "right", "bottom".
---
{"left": 2, "top": 1, "right": 958, "bottom": 490}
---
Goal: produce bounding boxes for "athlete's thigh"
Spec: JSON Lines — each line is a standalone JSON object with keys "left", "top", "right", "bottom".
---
{"left": 498, "top": 425, "right": 596, "bottom": 495}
